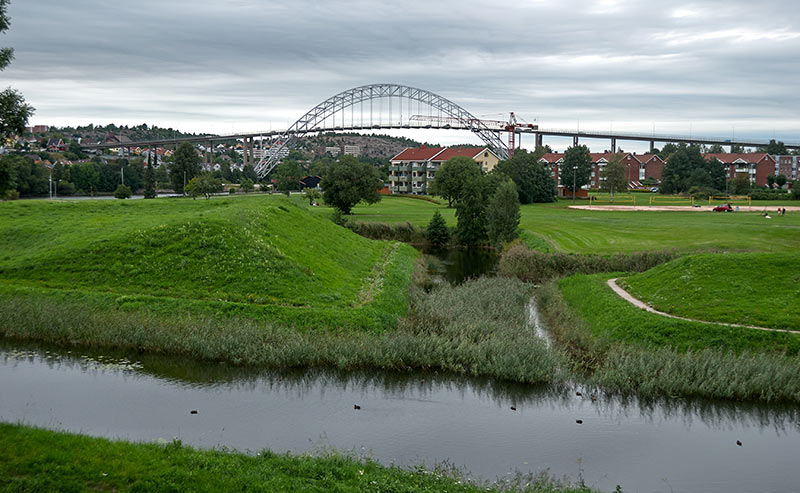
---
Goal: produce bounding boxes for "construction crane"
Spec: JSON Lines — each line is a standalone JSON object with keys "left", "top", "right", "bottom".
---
{"left": 409, "top": 112, "right": 537, "bottom": 157}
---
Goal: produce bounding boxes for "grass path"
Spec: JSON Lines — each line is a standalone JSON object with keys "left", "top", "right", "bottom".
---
{"left": 607, "top": 278, "right": 800, "bottom": 335}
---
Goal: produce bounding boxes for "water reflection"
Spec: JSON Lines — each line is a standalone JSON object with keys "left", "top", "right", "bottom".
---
{"left": 416, "top": 246, "right": 498, "bottom": 285}
{"left": 2, "top": 339, "right": 798, "bottom": 435}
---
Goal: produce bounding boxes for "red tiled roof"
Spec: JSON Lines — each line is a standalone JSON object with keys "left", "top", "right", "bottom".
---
{"left": 391, "top": 146, "right": 444, "bottom": 161}
{"left": 703, "top": 153, "right": 773, "bottom": 164}
{"left": 539, "top": 153, "right": 564, "bottom": 163}
{"left": 430, "top": 147, "right": 488, "bottom": 162}
{"left": 635, "top": 154, "right": 661, "bottom": 163}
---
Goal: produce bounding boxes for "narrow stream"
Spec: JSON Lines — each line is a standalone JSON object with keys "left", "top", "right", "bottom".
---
{"left": 2, "top": 341, "right": 799, "bottom": 493}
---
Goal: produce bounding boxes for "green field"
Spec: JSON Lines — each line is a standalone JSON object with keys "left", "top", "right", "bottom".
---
{"left": 0, "top": 424, "right": 591, "bottom": 493}
{"left": 320, "top": 195, "right": 800, "bottom": 254}
{"left": 0, "top": 195, "right": 417, "bottom": 331}
{"left": 619, "top": 253, "right": 800, "bottom": 331}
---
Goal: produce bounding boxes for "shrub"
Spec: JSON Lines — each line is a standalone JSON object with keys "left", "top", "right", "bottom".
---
{"left": 750, "top": 190, "right": 790, "bottom": 201}
{"left": 792, "top": 185, "right": 800, "bottom": 200}
{"left": 498, "top": 243, "right": 679, "bottom": 283}
{"left": 330, "top": 209, "right": 348, "bottom": 227}
{"left": 425, "top": 211, "right": 450, "bottom": 247}
{"left": 347, "top": 221, "right": 426, "bottom": 243}
{"left": 114, "top": 184, "right": 132, "bottom": 199}
{"left": 57, "top": 180, "right": 75, "bottom": 196}
{"left": 229, "top": 187, "right": 237, "bottom": 194}
{"left": 2, "top": 189, "right": 19, "bottom": 200}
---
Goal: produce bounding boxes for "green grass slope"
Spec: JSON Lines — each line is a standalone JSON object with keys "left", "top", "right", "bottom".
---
{"left": 0, "top": 196, "right": 417, "bottom": 331}
{"left": 619, "top": 253, "right": 800, "bottom": 330}
{"left": 558, "top": 273, "right": 800, "bottom": 354}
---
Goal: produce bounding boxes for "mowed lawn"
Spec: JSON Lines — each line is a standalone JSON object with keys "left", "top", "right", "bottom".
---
{"left": 326, "top": 195, "right": 800, "bottom": 254}
{"left": 0, "top": 195, "right": 417, "bottom": 329}
{"left": 619, "top": 253, "right": 800, "bottom": 331}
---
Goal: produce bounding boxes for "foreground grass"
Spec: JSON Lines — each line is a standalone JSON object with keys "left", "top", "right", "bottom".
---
{"left": 536, "top": 275, "right": 800, "bottom": 402}
{"left": 0, "top": 424, "right": 593, "bottom": 493}
{"left": 312, "top": 195, "right": 800, "bottom": 254}
{"left": 619, "top": 253, "right": 800, "bottom": 330}
{"left": 0, "top": 195, "right": 416, "bottom": 331}
{"left": 0, "top": 275, "right": 560, "bottom": 385}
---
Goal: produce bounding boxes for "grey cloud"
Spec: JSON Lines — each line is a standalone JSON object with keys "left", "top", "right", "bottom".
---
{"left": 3, "top": 0, "right": 799, "bottom": 147}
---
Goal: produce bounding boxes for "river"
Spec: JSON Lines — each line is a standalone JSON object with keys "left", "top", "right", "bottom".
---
{"left": 2, "top": 341, "right": 799, "bottom": 492}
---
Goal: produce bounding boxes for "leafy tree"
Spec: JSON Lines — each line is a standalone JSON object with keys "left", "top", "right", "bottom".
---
{"left": 143, "top": 153, "right": 156, "bottom": 199}
{"left": 599, "top": 153, "right": 628, "bottom": 200}
{"left": 661, "top": 144, "right": 725, "bottom": 194}
{"left": 455, "top": 176, "right": 487, "bottom": 247}
{"left": 240, "top": 178, "right": 254, "bottom": 193}
{"left": 486, "top": 179, "right": 520, "bottom": 245}
{"left": 707, "top": 144, "right": 725, "bottom": 153}
{"left": 776, "top": 174, "right": 787, "bottom": 188}
{"left": 304, "top": 187, "right": 321, "bottom": 205}
{"left": 185, "top": 173, "right": 223, "bottom": 199}
{"left": 767, "top": 175, "right": 776, "bottom": 187}
{"left": 792, "top": 183, "right": 800, "bottom": 200}
{"left": 429, "top": 156, "right": 482, "bottom": 207}
{"left": 0, "top": 155, "right": 15, "bottom": 196}
{"left": 0, "top": 0, "right": 34, "bottom": 140}
{"left": 70, "top": 161, "right": 100, "bottom": 194}
{"left": 729, "top": 173, "right": 751, "bottom": 195}
{"left": 274, "top": 160, "right": 303, "bottom": 194}
{"left": 657, "top": 143, "right": 680, "bottom": 160}
{"left": 67, "top": 141, "right": 87, "bottom": 159}
{"left": 730, "top": 144, "right": 745, "bottom": 153}
{"left": 242, "top": 164, "right": 258, "bottom": 184}
{"left": 562, "top": 145, "right": 592, "bottom": 196}
{"left": 494, "top": 149, "right": 555, "bottom": 204}
{"left": 761, "top": 139, "right": 787, "bottom": 155}
{"left": 169, "top": 142, "right": 201, "bottom": 194}
{"left": 425, "top": 210, "right": 450, "bottom": 248}
{"left": 114, "top": 184, "right": 132, "bottom": 199}
{"left": 320, "top": 155, "right": 382, "bottom": 214}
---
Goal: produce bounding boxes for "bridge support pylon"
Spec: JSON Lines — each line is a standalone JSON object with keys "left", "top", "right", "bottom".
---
{"left": 573, "top": 136, "right": 579, "bottom": 147}
{"left": 650, "top": 140, "right": 655, "bottom": 153}
{"left": 611, "top": 138, "right": 617, "bottom": 153}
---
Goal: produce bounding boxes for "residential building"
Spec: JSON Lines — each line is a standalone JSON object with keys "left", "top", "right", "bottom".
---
{"left": 388, "top": 146, "right": 500, "bottom": 194}
{"left": 633, "top": 154, "right": 664, "bottom": 181}
{"left": 773, "top": 155, "right": 798, "bottom": 180}
{"left": 324, "top": 146, "right": 340, "bottom": 156}
{"left": 342, "top": 145, "right": 360, "bottom": 156}
{"left": 703, "top": 153, "right": 775, "bottom": 187}
{"left": 540, "top": 152, "right": 644, "bottom": 189}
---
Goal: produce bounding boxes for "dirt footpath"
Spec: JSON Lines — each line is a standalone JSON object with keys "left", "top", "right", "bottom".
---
{"left": 569, "top": 204, "right": 800, "bottom": 212}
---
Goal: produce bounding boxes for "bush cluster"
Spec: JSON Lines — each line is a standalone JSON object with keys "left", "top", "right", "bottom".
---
{"left": 749, "top": 189, "right": 790, "bottom": 201}
{"left": 498, "top": 243, "right": 678, "bottom": 283}
{"left": 346, "top": 221, "right": 426, "bottom": 243}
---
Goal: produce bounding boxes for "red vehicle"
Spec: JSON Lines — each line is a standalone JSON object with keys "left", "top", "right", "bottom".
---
{"left": 713, "top": 203, "right": 734, "bottom": 212}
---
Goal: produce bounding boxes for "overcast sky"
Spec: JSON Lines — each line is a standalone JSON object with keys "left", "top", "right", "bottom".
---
{"left": 3, "top": 0, "right": 799, "bottom": 151}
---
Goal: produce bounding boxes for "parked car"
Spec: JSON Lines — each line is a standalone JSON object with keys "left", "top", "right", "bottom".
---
{"left": 713, "top": 203, "right": 733, "bottom": 212}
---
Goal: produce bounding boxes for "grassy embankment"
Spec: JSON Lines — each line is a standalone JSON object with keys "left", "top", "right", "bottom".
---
{"left": 0, "top": 195, "right": 557, "bottom": 383}
{"left": 618, "top": 252, "right": 800, "bottom": 331}
{"left": 533, "top": 266, "right": 800, "bottom": 402}
{"left": 0, "top": 196, "right": 415, "bottom": 332}
{"left": 0, "top": 424, "right": 592, "bottom": 493}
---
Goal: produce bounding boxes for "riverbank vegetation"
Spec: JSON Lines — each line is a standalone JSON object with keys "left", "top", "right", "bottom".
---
{"left": 0, "top": 424, "right": 593, "bottom": 493}
{"left": 618, "top": 252, "right": 800, "bottom": 330}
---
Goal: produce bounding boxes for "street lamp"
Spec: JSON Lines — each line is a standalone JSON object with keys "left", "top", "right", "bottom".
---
{"left": 572, "top": 165, "right": 578, "bottom": 202}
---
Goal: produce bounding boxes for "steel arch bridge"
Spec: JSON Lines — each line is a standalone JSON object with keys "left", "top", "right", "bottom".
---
{"left": 254, "top": 83, "right": 509, "bottom": 177}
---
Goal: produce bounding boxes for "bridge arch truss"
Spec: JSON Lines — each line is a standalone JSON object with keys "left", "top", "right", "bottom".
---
{"left": 254, "top": 83, "right": 509, "bottom": 177}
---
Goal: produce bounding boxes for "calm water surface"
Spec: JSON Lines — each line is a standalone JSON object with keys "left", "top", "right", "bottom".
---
{"left": 2, "top": 341, "right": 799, "bottom": 493}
